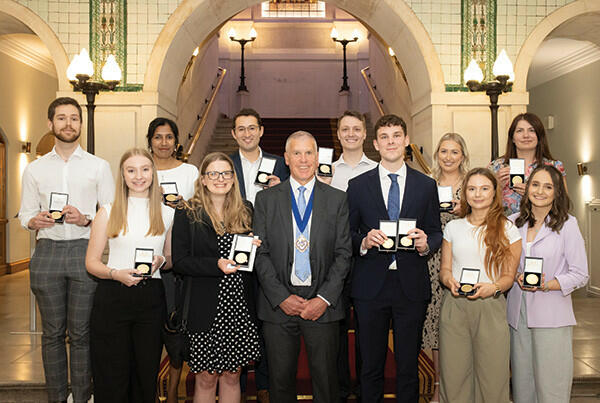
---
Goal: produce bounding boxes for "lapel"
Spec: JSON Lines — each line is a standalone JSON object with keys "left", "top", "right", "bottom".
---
{"left": 365, "top": 167, "right": 389, "bottom": 219}
{"left": 309, "top": 181, "right": 325, "bottom": 252}
{"left": 531, "top": 218, "right": 553, "bottom": 247}
{"left": 399, "top": 165, "right": 415, "bottom": 217}
{"left": 231, "top": 152, "right": 246, "bottom": 199}
{"left": 277, "top": 180, "right": 294, "bottom": 258}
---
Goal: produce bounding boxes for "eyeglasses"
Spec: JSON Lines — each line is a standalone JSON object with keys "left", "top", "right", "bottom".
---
{"left": 204, "top": 170, "right": 235, "bottom": 180}
{"left": 235, "top": 125, "right": 259, "bottom": 134}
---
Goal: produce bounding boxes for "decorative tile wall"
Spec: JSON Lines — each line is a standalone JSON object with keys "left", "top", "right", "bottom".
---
{"left": 405, "top": 0, "right": 463, "bottom": 85}
{"left": 126, "top": 0, "right": 181, "bottom": 84}
{"left": 497, "top": 0, "right": 575, "bottom": 66}
{"left": 16, "top": 0, "right": 89, "bottom": 61}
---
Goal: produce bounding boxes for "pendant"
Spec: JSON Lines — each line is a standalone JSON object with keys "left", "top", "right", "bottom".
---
{"left": 295, "top": 235, "right": 309, "bottom": 252}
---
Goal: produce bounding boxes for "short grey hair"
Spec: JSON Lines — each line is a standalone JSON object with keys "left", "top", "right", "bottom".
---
{"left": 285, "top": 130, "right": 318, "bottom": 152}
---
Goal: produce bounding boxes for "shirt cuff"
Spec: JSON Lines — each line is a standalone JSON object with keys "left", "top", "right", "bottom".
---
{"left": 359, "top": 237, "right": 368, "bottom": 256}
{"left": 317, "top": 294, "right": 331, "bottom": 306}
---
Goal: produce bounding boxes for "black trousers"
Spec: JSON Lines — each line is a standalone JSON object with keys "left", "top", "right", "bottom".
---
{"left": 354, "top": 270, "right": 428, "bottom": 403}
{"left": 90, "top": 279, "right": 165, "bottom": 403}
{"left": 263, "top": 318, "right": 339, "bottom": 403}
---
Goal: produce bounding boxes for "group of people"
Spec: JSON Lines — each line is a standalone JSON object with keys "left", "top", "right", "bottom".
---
{"left": 18, "top": 96, "right": 588, "bottom": 403}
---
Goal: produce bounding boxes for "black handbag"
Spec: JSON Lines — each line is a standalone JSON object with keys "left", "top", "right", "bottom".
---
{"left": 162, "top": 219, "right": 194, "bottom": 362}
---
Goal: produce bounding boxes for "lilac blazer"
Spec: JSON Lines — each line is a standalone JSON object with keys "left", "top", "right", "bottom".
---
{"left": 506, "top": 214, "right": 588, "bottom": 329}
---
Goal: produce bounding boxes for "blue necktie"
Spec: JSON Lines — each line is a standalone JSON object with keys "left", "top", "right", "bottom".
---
{"left": 294, "top": 186, "right": 310, "bottom": 281}
{"left": 388, "top": 174, "right": 400, "bottom": 220}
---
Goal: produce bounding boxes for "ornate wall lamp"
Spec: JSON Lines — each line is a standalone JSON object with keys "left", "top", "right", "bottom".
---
{"left": 228, "top": 27, "right": 257, "bottom": 92}
{"left": 331, "top": 28, "right": 359, "bottom": 92}
{"left": 67, "top": 48, "right": 121, "bottom": 155}
{"left": 464, "top": 49, "right": 514, "bottom": 160}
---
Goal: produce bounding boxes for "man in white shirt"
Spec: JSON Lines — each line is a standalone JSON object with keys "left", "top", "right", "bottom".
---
{"left": 330, "top": 111, "right": 377, "bottom": 192}
{"left": 18, "top": 97, "right": 114, "bottom": 403}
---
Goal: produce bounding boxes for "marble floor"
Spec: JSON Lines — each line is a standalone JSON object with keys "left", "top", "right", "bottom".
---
{"left": 1, "top": 270, "right": 600, "bottom": 401}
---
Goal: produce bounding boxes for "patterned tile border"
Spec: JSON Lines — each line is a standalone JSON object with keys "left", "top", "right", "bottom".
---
{"left": 460, "top": 0, "right": 496, "bottom": 87}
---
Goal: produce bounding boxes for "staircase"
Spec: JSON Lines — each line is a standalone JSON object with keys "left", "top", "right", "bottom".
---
{"left": 204, "top": 116, "right": 380, "bottom": 163}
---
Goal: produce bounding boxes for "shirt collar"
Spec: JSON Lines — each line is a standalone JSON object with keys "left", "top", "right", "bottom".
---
{"left": 239, "top": 148, "right": 262, "bottom": 164}
{"left": 378, "top": 162, "right": 406, "bottom": 180}
{"left": 336, "top": 153, "right": 375, "bottom": 167}
{"left": 289, "top": 176, "right": 316, "bottom": 196}
{"left": 48, "top": 144, "right": 85, "bottom": 161}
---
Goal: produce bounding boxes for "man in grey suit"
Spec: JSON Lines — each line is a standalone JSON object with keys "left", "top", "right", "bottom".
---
{"left": 253, "top": 131, "right": 352, "bottom": 403}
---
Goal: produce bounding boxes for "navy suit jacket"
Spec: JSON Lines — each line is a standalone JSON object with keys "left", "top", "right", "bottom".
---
{"left": 346, "top": 165, "right": 442, "bottom": 302}
{"left": 229, "top": 151, "right": 289, "bottom": 200}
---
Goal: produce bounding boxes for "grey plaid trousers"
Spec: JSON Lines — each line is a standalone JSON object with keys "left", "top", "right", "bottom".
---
{"left": 29, "top": 238, "right": 97, "bottom": 403}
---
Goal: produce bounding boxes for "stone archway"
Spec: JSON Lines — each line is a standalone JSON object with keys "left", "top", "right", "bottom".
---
{"left": 144, "top": 0, "right": 445, "bottom": 109}
{"left": 513, "top": 0, "right": 600, "bottom": 93}
{"left": 0, "top": 0, "right": 70, "bottom": 91}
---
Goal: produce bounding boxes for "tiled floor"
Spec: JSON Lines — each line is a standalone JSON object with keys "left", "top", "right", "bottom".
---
{"left": 1, "top": 270, "right": 600, "bottom": 401}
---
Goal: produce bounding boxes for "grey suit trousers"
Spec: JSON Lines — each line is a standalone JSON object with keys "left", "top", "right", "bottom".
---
{"left": 29, "top": 239, "right": 96, "bottom": 403}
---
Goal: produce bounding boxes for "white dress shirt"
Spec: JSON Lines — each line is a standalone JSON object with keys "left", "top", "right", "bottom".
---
{"left": 378, "top": 162, "right": 407, "bottom": 210}
{"left": 289, "top": 176, "right": 315, "bottom": 286}
{"left": 239, "top": 148, "right": 265, "bottom": 204}
{"left": 359, "top": 163, "right": 407, "bottom": 269}
{"left": 18, "top": 145, "right": 115, "bottom": 240}
{"left": 289, "top": 176, "right": 330, "bottom": 305}
{"left": 331, "top": 153, "right": 377, "bottom": 192}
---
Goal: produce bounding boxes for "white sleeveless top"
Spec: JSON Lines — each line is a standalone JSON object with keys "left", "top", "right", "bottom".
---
{"left": 104, "top": 197, "right": 174, "bottom": 279}
{"left": 157, "top": 163, "right": 199, "bottom": 201}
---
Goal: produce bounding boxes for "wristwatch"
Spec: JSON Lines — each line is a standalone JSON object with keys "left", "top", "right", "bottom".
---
{"left": 493, "top": 283, "right": 502, "bottom": 298}
{"left": 83, "top": 215, "right": 92, "bottom": 227}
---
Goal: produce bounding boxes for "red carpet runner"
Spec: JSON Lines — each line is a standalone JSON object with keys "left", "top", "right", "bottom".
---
{"left": 158, "top": 332, "right": 434, "bottom": 402}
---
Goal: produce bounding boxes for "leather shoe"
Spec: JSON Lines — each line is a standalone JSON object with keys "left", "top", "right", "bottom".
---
{"left": 257, "top": 389, "right": 270, "bottom": 403}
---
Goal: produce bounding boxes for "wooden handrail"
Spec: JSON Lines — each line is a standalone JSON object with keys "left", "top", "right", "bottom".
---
{"left": 182, "top": 67, "right": 227, "bottom": 161}
{"left": 360, "top": 66, "right": 385, "bottom": 117}
{"left": 360, "top": 66, "right": 431, "bottom": 175}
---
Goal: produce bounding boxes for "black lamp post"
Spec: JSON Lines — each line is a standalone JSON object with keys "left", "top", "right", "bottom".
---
{"left": 464, "top": 50, "right": 514, "bottom": 160}
{"left": 331, "top": 28, "right": 359, "bottom": 92}
{"left": 229, "top": 28, "right": 257, "bottom": 92}
{"left": 67, "top": 50, "right": 121, "bottom": 155}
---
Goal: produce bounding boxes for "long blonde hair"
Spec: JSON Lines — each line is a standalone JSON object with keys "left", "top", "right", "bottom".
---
{"left": 459, "top": 168, "right": 511, "bottom": 281}
{"left": 431, "top": 132, "right": 470, "bottom": 182}
{"left": 182, "top": 152, "right": 251, "bottom": 235}
{"left": 107, "top": 148, "right": 165, "bottom": 238}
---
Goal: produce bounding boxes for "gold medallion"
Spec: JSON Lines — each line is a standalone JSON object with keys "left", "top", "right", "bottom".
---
{"left": 440, "top": 202, "right": 452, "bottom": 208}
{"left": 51, "top": 211, "right": 62, "bottom": 220}
{"left": 382, "top": 238, "right": 394, "bottom": 249}
{"left": 512, "top": 176, "right": 523, "bottom": 185}
{"left": 137, "top": 264, "right": 150, "bottom": 274}
{"left": 258, "top": 173, "right": 268, "bottom": 183}
{"left": 400, "top": 236, "right": 412, "bottom": 247}
{"left": 460, "top": 284, "right": 473, "bottom": 293}
{"left": 320, "top": 164, "right": 331, "bottom": 174}
{"left": 295, "top": 235, "right": 309, "bottom": 252}
{"left": 165, "top": 194, "right": 177, "bottom": 202}
{"left": 235, "top": 252, "right": 248, "bottom": 264}
{"left": 525, "top": 273, "right": 539, "bottom": 285}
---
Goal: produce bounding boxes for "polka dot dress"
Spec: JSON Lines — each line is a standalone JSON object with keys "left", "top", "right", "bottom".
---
{"left": 187, "top": 232, "right": 261, "bottom": 374}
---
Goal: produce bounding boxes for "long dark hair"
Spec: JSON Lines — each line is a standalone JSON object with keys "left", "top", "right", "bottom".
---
{"left": 146, "top": 117, "right": 180, "bottom": 152}
{"left": 502, "top": 113, "right": 555, "bottom": 164}
{"left": 515, "top": 165, "right": 570, "bottom": 233}
{"left": 459, "top": 168, "right": 511, "bottom": 281}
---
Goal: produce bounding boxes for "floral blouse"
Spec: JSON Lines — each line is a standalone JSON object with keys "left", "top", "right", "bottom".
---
{"left": 488, "top": 157, "right": 566, "bottom": 215}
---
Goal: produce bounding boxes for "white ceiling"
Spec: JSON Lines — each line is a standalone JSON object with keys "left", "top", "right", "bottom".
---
{"left": 0, "top": 12, "right": 56, "bottom": 78}
{"left": 527, "top": 12, "right": 600, "bottom": 89}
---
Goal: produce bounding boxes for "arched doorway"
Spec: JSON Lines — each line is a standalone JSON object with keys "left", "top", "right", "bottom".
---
{"left": 144, "top": 0, "right": 444, "bottom": 116}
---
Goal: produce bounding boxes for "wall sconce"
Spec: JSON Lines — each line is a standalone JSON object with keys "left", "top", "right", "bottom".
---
{"left": 21, "top": 141, "right": 31, "bottom": 154}
{"left": 577, "top": 162, "right": 589, "bottom": 176}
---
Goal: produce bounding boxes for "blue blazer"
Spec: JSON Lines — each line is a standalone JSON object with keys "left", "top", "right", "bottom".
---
{"left": 229, "top": 151, "right": 289, "bottom": 200}
{"left": 347, "top": 165, "right": 442, "bottom": 302}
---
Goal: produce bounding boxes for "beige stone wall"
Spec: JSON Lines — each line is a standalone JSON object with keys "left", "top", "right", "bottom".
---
{"left": 529, "top": 59, "right": 600, "bottom": 243}
{"left": 0, "top": 51, "right": 58, "bottom": 262}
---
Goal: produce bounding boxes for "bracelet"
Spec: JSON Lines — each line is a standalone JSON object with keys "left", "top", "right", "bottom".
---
{"left": 108, "top": 268, "right": 116, "bottom": 279}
